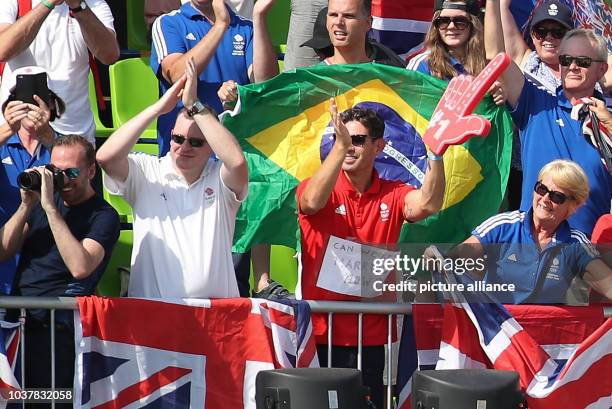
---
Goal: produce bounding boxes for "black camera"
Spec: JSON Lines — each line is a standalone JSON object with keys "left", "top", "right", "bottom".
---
{"left": 17, "top": 165, "right": 65, "bottom": 192}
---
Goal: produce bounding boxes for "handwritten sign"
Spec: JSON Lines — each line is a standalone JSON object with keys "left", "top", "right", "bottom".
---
{"left": 316, "top": 236, "right": 399, "bottom": 298}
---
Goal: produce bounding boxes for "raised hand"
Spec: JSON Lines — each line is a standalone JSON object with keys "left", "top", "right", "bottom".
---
{"left": 422, "top": 53, "right": 511, "bottom": 155}
{"left": 212, "top": 0, "right": 230, "bottom": 27}
{"left": 330, "top": 97, "right": 351, "bottom": 150}
{"left": 253, "top": 0, "right": 277, "bottom": 16}
{"left": 182, "top": 57, "right": 198, "bottom": 108}
{"left": 153, "top": 74, "right": 186, "bottom": 116}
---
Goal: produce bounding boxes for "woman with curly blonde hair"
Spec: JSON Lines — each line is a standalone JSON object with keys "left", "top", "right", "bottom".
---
{"left": 407, "top": 0, "right": 486, "bottom": 80}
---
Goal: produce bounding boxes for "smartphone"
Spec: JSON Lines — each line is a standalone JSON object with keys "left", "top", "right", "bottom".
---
{"left": 15, "top": 72, "right": 50, "bottom": 105}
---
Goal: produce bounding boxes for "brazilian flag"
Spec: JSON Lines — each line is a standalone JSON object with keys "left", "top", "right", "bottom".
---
{"left": 223, "top": 63, "right": 513, "bottom": 252}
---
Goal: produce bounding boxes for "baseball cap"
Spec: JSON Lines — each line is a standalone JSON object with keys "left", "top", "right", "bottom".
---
{"left": 530, "top": 0, "right": 573, "bottom": 30}
{"left": 301, "top": 7, "right": 332, "bottom": 50}
{"left": 434, "top": 0, "right": 482, "bottom": 16}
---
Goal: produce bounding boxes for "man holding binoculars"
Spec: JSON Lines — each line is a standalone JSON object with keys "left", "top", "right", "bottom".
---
{"left": 0, "top": 134, "right": 119, "bottom": 396}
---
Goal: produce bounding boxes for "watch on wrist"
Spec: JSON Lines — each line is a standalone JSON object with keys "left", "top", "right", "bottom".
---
{"left": 186, "top": 100, "right": 212, "bottom": 117}
{"left": 69, "top": 1, "right": 87, "bottom": 13}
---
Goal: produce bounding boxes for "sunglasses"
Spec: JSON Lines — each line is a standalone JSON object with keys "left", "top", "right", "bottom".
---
{"left": 533, "top": 181, "right": 572, "bottom": 205}
{"left": 334, "top": 134, "right": 379, "bottom": 147}
{"left": 50, "top": 165, "right": 80, "bottom": 180}
{"left": 558, "top": 54, "right": 605, "bottom": 68}
{"left": 531, "top": 26, "right": 567, "bottom": 40}
{"left": 171, "top": 134, "right": 206, "bottom": 148}
{"left": 433, "top": 16, "right": 471, "bottom": 30}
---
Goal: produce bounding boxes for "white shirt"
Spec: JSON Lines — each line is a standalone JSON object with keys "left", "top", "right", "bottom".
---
{"left": 104, "top": 153, "right": 246, "bottom": 299}
{"left": 0, "top": 0, "right": 115, "bottom": 143}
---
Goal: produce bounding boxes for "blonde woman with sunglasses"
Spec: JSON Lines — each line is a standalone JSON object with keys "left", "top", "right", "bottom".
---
{"left": 435, "top": 160, "right": 612, "bottom": 304}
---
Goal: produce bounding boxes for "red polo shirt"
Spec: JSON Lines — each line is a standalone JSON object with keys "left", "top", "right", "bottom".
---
{"left": 297, "top": 170, "right": 414, "bottom": 345}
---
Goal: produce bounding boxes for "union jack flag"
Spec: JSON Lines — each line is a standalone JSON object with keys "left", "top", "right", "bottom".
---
{"left": 571, "top": 0, "right": 612, "bottom": 50}
{"left": 396, "top": 303, "right": 611, "bottom": 409}
{"left": 0, "top": 320, "right": 20, "bottom": 409}
{"left": 74, "top": 297, "right": 318, "bottom": 409}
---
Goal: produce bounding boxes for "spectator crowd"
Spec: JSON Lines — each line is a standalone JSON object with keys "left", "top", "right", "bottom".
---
{"left": 0, "top": 0, "right": 611, "bottom": 406}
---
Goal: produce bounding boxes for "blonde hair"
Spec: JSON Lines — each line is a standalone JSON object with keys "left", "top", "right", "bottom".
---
{"left": 424, "top": 7, "right": 486, "bottom": 79}
{"left": 538, "top": 160, "right": 589, "bottom": 207}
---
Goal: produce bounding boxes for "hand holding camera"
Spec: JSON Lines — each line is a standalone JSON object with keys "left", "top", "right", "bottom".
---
{"left": 17, "top": 165, "right": 66, "bottom": 212}
{"left": 26, "top": 95, "right": 51, "bottom": 131}
{"left": 17, "top": 164, "right": 65, "bottom": 192}
{"left": 3, "top": 100, "right": 29, "bottom": 133}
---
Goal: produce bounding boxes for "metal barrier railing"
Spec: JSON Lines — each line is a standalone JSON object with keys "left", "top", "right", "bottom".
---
{"left": 0, "top": 297, "right": 610, "bottom": 409}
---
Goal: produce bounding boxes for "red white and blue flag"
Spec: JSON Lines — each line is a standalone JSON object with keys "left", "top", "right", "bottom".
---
{"left": 74, "top": 297, "right": 318, "bottom": 409}
{"left": 0, "top": 320, "right": 20, "bottom": 409}
{"left": 370, "top": 0, "right": 434, "bottom": 58}
{"left": 373, "top": 0, "right": 611, "bottom": 63}
{"left": 397, "top": 303, "right": 611, "bottom": 409}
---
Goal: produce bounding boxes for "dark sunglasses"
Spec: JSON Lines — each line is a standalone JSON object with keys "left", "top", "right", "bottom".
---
{"left": 533, "top": 181, "right": 572, "bottom": 205}
{"left": 171, "top": 134, "right": 206, "bottom": 148}
{"left": 531, "top": 26, "right": 567, "bottom": 40}
{"left": 558, "top": 54, "right": 605, "bottom": 68}
{"left": 51, "top": 165, "right": 80, "bottom": 180}
{"left": 433, "top": 16, "right": 471, "bottom": 30}
{"left": 334, "top": 134, "right": 379, "bottom": 147}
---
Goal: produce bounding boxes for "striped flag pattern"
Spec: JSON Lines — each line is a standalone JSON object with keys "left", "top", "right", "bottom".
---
{"left": 397, "top": 303, "right": 611, "bottom": 409}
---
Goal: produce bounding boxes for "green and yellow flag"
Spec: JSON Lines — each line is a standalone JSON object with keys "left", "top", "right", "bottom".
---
{"left": 223, "top": 63, "right": 513, "bottom": 252}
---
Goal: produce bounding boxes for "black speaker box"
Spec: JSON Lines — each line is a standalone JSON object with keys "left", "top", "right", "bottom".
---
{"left": 256, "top": 368, "right": 371, "bottom": 409}
{"left": 412, "top": 369, "right": 523, "bottom": 409}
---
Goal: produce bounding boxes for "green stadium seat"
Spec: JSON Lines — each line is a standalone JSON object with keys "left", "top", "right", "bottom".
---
{"left": 126, "top": 0, "right": 150, "bottom": 52}
{"left": 102, "top": 143, "right": 159, "bottom": 224}
{"left": 270, "top": 245, "right": 298, "bottom": 292}
{"left": 109, "top": 57, "right": 159, "bottom": 141}
{"left": 249, "top": 245, "right": 298, "bottom": 293}
{"left": 97, "top": 229, "right": 133, "bottom": 296}
{"left": 89, "top": 72, "right": 115, "bottom": 139}
{"left": 266, "top": 0, "right": 290, "bottom": 48}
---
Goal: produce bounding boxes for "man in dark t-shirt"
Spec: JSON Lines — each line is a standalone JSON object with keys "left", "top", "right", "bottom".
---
{"left": 0, "top": 135, "right": 119, "bottom": 405}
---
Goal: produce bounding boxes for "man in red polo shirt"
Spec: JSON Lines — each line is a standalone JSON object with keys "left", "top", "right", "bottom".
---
{"left": 297, "top": 100, "right": 446, "bottom": 407}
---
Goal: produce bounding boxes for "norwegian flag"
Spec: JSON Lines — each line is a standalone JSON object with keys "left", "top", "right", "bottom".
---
{"left": 0, "top": 320, "right": 20, "bottom": 409}
{"left": 370, "top": 0, "right": 435, "bottom": 58}
{"left": 74, "top": 297, "right": 318, "bottom": 409}
{"left": 396, "top": 303, "right": 611, "bottom": 409}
